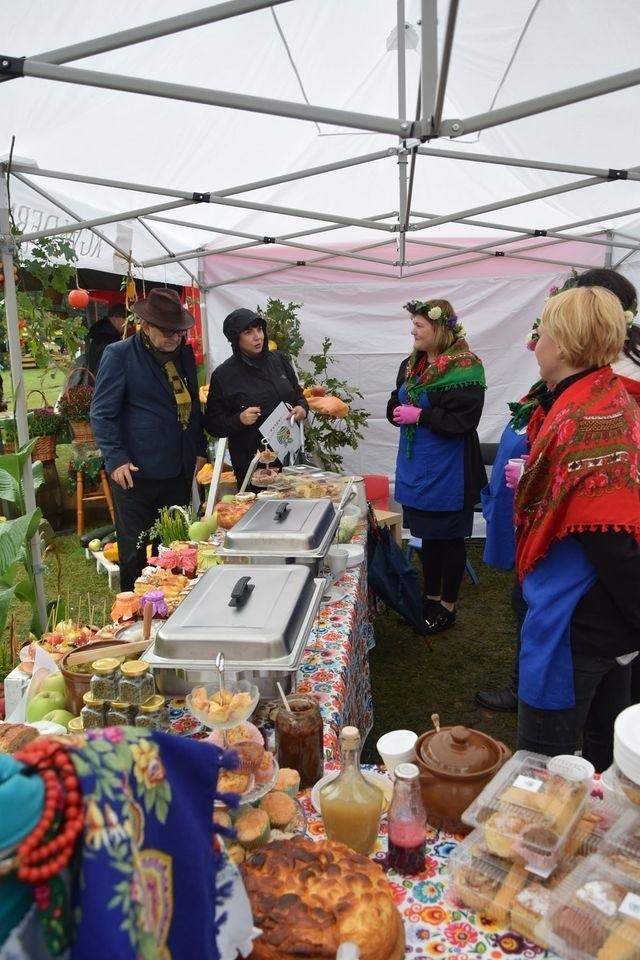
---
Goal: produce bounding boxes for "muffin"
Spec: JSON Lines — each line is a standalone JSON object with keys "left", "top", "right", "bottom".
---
{"left": 259, "top": 790, "right": 298, "bottom": 829}
{"left": 274, "top": 768, "right": 301, "bottom": 797}
{"left": 235, "top": 808, "right": 271, "bottom": 850}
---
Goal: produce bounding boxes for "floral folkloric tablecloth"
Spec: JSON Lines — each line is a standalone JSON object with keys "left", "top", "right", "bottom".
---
{"left": 299, "top": 772, "right": 561, "bottom": 960}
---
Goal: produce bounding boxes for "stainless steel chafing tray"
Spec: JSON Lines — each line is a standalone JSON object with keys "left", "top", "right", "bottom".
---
{"left": 143, "top": 564, "right": 324, "bottom": 698}
{"left": 218, "top": 497, "right": 340, "bottom": 563}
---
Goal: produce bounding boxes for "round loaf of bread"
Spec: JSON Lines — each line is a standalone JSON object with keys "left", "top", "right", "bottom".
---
{"left": 240, "top": 838, "right": 404, "bottom": 960}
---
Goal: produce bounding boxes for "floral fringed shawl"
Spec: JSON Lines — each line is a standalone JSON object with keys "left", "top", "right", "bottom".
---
{"left": 515, "top": 366, "right": 640, "bottom": 579}
{"left": 403, "top": 338, "right": 486, "bottom": 455}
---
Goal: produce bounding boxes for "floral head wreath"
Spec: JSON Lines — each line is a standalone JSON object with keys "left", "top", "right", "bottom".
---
{"left": 404, "top": 300, "right": 466, "bottom": 339}
{"left": 526, "top": 269, "right": 638, "bottom": 350}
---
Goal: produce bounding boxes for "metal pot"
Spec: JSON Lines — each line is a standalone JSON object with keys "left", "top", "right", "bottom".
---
{"left": 414, "top": 724, "right": 511, "bottom": 834}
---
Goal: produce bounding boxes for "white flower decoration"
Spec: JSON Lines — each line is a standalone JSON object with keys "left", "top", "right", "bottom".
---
{"left": 624, "top": 310, "right": 634, "bottom": 327}
{"left": 427, "top": 307, "right": 442, "bottom": 321}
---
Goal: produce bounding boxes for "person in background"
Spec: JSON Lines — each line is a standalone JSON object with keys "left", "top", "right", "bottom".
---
{"left": 513, "top": 286, "right": 640, "bottom": 771}
{"left": 204, "top": 308, "right": 308, "bottom": 487}
{"left": 90, "top": 288, "right": 207, "bottom": 591}
{"left": 86, "top": 302, "right": 127, "bottom": 377}
{"left": 476, "top": 267, "right": 640, "bottom": 713}
{"left": 387, "top": 299, "right": 487, "bottom": 635}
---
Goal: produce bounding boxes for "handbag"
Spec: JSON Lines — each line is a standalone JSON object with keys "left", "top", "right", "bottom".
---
{"left": 366, "top": 505, "right": 428, "bottom": 636}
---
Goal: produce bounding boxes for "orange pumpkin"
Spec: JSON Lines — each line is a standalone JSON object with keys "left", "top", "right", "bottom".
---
{"left": 68, "top": 288, "right": 90, "bottom": 309}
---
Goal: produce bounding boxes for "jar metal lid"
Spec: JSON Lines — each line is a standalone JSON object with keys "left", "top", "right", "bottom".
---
{"left": 92, "top": 657, "right": 121, "bottom": 675}
{"left": 82, "top": 691, "right": 105, "bottom": 706}
{"left": 67, "top": 716, "right": 84, "bottom": 732}
{"left": 120, "top": 660, "right": 150, "bottom": 677}
{"left": 108, "top": 700, "right": 130, "bottom": 710}
{"left": 138, "top": 694, "right": 166, "bottom": 713}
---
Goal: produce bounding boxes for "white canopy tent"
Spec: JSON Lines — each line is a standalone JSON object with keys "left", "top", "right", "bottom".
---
{"left": 2, "top": 0, "right": 640, "bottom": 479}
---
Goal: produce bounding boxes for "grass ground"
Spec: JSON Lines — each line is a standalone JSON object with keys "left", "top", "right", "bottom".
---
{"left": 3, "top": 369, "right": 518, "bottom": 754}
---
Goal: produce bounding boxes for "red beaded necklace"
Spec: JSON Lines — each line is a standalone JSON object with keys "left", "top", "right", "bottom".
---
{"left": 13, "top": 738, "right": 84, "bottom": 884}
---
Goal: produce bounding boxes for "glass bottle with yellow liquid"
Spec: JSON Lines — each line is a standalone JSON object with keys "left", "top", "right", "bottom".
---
{"left": 319, "top": 726, "right": 383, "bottom": 856}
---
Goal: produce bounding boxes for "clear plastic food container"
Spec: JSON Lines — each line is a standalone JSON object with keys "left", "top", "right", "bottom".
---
{"left": 461, "top": 751, "right": 590, "bottom": 876}
{"left": 539, "top": 853, "right": 640, "bottom": 960}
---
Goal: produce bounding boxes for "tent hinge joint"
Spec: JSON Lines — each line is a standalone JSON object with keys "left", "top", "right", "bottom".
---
{"left": 608, "top": 169, "right": 628, "bottom": 181}
{"left": 494, "top": 251, "right": 505, "bottom": 257}
{"left": 0, "top": 56, "right": 25, "bottom": 78}
{"left": 534, "top": 229, "right": 547, "bottom": 237}
{"left": 296, "top": 261, "right": 306, "bottom": 267}
{"left": 263, "top": 237, "right": 275, "bottom": 244}
{"left": 192, "top": 192, "right": 211, "bottom": 203}
{"left": 0, "top": 234, "right": 17, "bottom": 255}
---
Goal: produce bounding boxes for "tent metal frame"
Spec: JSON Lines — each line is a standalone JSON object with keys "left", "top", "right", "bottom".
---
{"left": 2, "top": 0, "right": 640, "bottom": 611}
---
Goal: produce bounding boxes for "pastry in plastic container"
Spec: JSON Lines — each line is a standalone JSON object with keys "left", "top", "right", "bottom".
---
{"left": 540, "top": 853, "right": 640, "bottom": 960}
{"left": 462, "top": 750, "right": 589, "bottom": 873}
{"left": 600, "top": 806, "right": 640, "bottom": 879}
{"left": 448, "top": 830, "right": 527, "bottom": 925}
{"left": 565, "top": 793, "right": 629, "bottom": 858}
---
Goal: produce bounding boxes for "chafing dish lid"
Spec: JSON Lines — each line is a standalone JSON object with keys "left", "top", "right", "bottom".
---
{"left": 154, "top": 563, "right": 318, "bottom": 660}
{"left": 221, "top": 497, "right": 337, "bottom": 555}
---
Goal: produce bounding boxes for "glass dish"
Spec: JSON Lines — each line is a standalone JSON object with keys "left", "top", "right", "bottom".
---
{"left": 186, "top": 680, "right": 260, "bottom": 731}
{"left": 215, "top": 756, "right": 279, "bottom": 808}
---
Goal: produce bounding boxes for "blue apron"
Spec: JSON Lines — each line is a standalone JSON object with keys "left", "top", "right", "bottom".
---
{"left": 519, "top": 537, "right": 597, "bottom": 709}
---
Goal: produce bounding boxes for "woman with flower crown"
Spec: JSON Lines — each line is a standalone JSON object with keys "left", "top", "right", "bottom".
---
{"left": 387, "top": 299, "right": 487, "bottom": 635}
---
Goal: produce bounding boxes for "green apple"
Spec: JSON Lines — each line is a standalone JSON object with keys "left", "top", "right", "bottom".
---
{"left": 188, "top": 520, "right": 211, "bottom": 542}
{"left": 221, "top": 494, "right": 236, "bottom": 503}
{"left": 26, "top": 689, "right": 67, "bottom": 722}
{"left": 40, "top": 671, "right": 67, "bottom": 699}
{"left": 42, "top": 709, "right": 74, "bottom": 729}
{"left": 88, "top": 538, "right": 102, "bottom": 552}
{"left": 203, "top": 511, "right": 218, "bottom": 535}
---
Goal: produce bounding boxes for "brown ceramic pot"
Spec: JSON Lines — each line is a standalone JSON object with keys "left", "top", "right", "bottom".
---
{"left": 414, "top": 725, "right": 511, "bottom": 834}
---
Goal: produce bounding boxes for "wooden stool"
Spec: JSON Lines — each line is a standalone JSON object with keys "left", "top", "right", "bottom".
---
{"left": 373, "top": 508, "right": 403, "bottom": 547}
{"left": 76, "top": 469, "right": 115, "bottom": 536}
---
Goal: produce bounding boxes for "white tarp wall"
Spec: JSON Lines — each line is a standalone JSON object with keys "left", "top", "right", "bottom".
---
{"left": 203, "top": 242, "right": 607, "bottom": 476}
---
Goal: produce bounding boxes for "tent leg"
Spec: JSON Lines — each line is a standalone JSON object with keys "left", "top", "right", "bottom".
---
{"left": 0, "top": 172, "right": 48, "bottom": 633}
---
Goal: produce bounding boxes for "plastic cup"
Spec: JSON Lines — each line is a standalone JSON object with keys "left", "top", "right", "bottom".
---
{"left": 326, "top": 546, "right": 348, "bottom": 582}
{"left": 507, "top": 457, "right": 526, "bottom": 478}
{"left": 376, "top": 729, "right": 418, "bottom": 777}
{"left": 548, "top": 754, "right": 595, "bottom": 783}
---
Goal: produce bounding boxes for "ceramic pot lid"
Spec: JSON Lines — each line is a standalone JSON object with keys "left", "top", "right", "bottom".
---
{"left": 419, "top": 725, "right": 500, "bottom": 776}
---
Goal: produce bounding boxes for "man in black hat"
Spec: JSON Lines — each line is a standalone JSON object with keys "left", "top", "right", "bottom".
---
{"left": 90, "top": 288, "right": 207, "bottom": 590}
{"left": 205, "top": 308, "right": 308, "bottom": 486}
{"left": 86, "top": 302, "right": 127, "bottom": 378}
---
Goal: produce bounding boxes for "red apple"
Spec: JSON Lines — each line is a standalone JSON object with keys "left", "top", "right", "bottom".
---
{"left": 311, "top": 385, "right": 326, "bottom": 397}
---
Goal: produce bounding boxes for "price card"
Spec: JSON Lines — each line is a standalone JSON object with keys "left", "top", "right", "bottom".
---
{"left": 512, "top": 774, "right": 544, "bottom": 793}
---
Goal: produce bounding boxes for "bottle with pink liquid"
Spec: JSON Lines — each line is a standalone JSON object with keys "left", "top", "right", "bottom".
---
{"left": 387, "top": 762, "right": 427, "bottom": 875}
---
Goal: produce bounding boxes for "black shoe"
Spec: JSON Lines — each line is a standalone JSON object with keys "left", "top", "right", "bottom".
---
{"left": 422, "top": 597, "right": 442, "bottom": 620}
{"left": 424, "top": 605, "right": 456, "bottom": 635}
{"left": 475, "top": 688, "right": 518, "bottom": 712}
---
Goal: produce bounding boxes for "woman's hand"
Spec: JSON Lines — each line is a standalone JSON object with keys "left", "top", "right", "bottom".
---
{"left": 240, "top": 406, "right": 261, "bottom": 426}
{"left": 392, "top": 404, "right": 421, "bottom": 426}
{"left": 504, "top": 455, "right": 529, "bottom": 489}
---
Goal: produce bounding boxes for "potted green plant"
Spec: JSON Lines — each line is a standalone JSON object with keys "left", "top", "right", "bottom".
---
{"left": 28, "top": 407, "right": 65, "bottom": 462}
{"left": 57, "top": 384, "right": 94, "bottom": 443}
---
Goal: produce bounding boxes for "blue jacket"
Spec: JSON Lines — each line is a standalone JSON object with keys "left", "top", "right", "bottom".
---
{"left": 90, "top": 333, "right": 206, "bottom": 479}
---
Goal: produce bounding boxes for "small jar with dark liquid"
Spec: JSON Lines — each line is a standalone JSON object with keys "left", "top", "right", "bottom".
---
{"left": 275, "top": 693, "right": 324, "bottom": 788}
{"left": 387, "top": 762, "right": 427, "bottom": 875}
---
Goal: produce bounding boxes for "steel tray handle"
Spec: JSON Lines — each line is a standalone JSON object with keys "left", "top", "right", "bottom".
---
{"left": 273, "top": 501, "right": 291, "bottom": 522}
{"left": 228, "top": 575, "right": 255, "bottom": 608}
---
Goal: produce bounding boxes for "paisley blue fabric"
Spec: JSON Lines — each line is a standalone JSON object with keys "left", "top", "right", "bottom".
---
{"left": 67, "top": 728, "right": 234, "bottom": 960}
{"left": 520, "top": 537, "right": 597, "bottom": 709}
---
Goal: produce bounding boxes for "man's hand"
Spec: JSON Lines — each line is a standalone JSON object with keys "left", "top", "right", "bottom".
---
{"left": 195, "top": 456, "right": 207, "bottom": 472}
{"left": 289, "top": 405, "right": 307, "bottom": 422}
{"left": 111, "top": 462, "right": 139, "bottom": 489}
{"left": 392, "top": 404, "right": 421, "bottom": 426}
{"left": 240, "top": 406, "right": 261, "bottom": 426}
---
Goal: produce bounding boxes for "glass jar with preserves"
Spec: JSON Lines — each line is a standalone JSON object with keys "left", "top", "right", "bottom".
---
{"left": 275, "top": 693, "right": 324, "bottom": 788}
{"left": 117, "top": 660, "right": 155, "bottom": 706}
{"left": 90, "top": 657, "right": 122, "bottom": 701}
{"left": 80, "top": 692, "right": 106, "bottom": 729}
{"left": 106, "top": 700, "right": 135, "bottom": 727}
{"left": 135, "top": 694, "right": 170, "bottom": 732}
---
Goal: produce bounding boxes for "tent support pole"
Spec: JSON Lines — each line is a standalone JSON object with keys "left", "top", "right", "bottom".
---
{"left": 0, "top": 174, "right": 47, "bottom": 632}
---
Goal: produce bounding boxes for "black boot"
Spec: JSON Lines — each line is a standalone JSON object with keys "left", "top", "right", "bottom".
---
{"left": 424, "top": 604, "right": 456, "bottom": 635}
{"left": 422, "top": 597, "right": 442, "bottom": 621}
{"left": 474, "top": 688, "right": 518, "bottom": 712}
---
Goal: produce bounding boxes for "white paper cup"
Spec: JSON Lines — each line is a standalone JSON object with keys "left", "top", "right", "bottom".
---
{"left": 326, "top": 546, "right": 349, "bottom": 582}
{"left": 548, "top": 754, "right": 595, "bottom": 783}
{"left": 376, "top": 729, "right": 418, "bottom": 777}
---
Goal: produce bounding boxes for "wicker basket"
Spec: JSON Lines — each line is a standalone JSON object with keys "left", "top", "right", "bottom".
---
{"left": 31, "top": 434, "right": 57, "bottom": 462}
{"left": 68, "top": 419, "right": 95, "bottom": 444}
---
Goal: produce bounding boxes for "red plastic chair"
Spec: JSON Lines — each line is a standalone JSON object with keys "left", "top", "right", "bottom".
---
{"left": 363, "top": 474, "right": 390, "bottom": 511}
